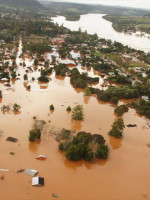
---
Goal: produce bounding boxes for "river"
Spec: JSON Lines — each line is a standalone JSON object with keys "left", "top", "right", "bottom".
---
{"left": 0, "top": 40, "right": 150, "bottom": 200}
{"left": 52, "top": 14, "right": 150, "bottom": 53}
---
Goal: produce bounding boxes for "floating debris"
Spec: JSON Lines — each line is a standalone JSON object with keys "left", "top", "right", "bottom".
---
{"left": 9, "top": 152, "right": 15, "bottom": 155}
{"left": 52, "top": 193, "right": 58, "bottom": 198}
{"left": 0, "top": 169, "right": 10, "bottom": 172}
{"left": 36, "top": 155, "right": 46, "bottom": 160}
{"left": 126, "top": 124, "right": 137, "bottom": 127}
{"left": 16, "top": 169, "right": 25, "bottom": 173}
{"left": 6, "top": 137, "right": 18, "bottom": 143}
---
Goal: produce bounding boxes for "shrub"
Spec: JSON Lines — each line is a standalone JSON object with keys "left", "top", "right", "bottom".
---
{"left": 109, "top": 118, "right": 125, "bottom": 138}
{"left": 85, "top": 147, "right": 94, "bottom": 162}
{"left": 38, "top": 75, "right": 49, "bottom": 82}
{"left": 110, "top": 97, "right": 119, "bottom": 104}
{"left": 49, "top": 104, "right": 54, "bottom": 110}
{"left": 92, "top": 134, "right": 105, "bottom": 144}
{"left": 96, "top": 144, "right": 109, "bottom": 159}
{"left": 72, "top": 105, "right": 84, "bottom": 120}
{"left": 29, "top": 129, "right": 41, "bottom": 142}
{"left": 23, "top": 74, "right": 28, "bottom": 81}
{"left": 84, "top": 87, "right": 91, "bottom": 96}
{"left": 65, "top": 144, "right": 85, "bottom": 161}
{"left": 66, "top": 106, "right": 71, "bottom": 111}
{"left": 13, "top": 103, "right": 21, "bottom": 111}
{"left": 114, "top": 105, "right": 129, "bottom": 116}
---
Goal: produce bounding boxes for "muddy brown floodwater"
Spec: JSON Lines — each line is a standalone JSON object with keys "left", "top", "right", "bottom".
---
{"left": 0, "top": 41, "right": 150, "bottom": 200}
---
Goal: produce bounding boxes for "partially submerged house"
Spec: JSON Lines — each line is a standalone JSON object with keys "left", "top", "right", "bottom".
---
{"left": 24, "top": 169, "right": 38, "bottom": 176}
{"left": 32, "top": 177, "right": 44, "bottom": 186}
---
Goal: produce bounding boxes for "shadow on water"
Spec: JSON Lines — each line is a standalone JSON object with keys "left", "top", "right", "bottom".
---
{"left": 83, "top": 95, "right": 90, "bottom": 104}
{"left": 28, "top": 140, "right": 41, "bottom": 152}
{"left": 71, "top": 119, "right": 83, "bottom": 132}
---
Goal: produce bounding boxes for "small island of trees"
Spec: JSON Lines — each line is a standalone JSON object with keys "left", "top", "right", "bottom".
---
{"left": 57, "top": 129, "right": 109, "bottom": 162}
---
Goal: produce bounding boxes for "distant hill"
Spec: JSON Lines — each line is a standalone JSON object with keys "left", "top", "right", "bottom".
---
{"left": 0, "top": 0, "right": 43, "bottom": 10}
{"left": 39, "top": 1, "right": 150, "bottom": 17}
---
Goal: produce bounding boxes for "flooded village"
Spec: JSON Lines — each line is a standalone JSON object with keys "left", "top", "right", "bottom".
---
{"left": 0, "top": 6, "right": 150, "bottom": 200}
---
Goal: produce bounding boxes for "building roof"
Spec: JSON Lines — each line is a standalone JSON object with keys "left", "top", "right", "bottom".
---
{"left": 24, "top": 169, "right": 38, "bottom": 176}
{"left": 32, "top": 177, "right": 44, "bottom": 186}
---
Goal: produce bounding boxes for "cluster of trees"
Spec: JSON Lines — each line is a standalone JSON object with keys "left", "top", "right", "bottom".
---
{"left": 58, "top": 130, "right": 109, "bottom": 162}
{"left": 49, "top": 104, "right": 54, "bottom": 110}
{"left": 109, "top": 118, "right": 125, "bottom": 138}
{"left": 108, "top": 74, "right": 132, "bottom": 85}
{"left": 13, "top": 103, "right": 21, "bottom": 112}
{"left": 54, "top": 64, "right": 70, "bottom": 76}
{"left": 70, "top": 68, "right": 99, "bottom": 88}
{"left": 29, "top": 129, "right": 41, "bottom": 142}
{"left": 94, "top": 62, "right": 112, "bottom": 72}
{"left": 0, "top": 72, "right": 10, "bottom": 81}
{"left": 1, "top": 103, "right": 21, "bottom": 112}
{"left": 90, "top": 86, "right": 140, "bottom": 103}
{"left": 72, "top": 105, "right": 84, "bottom": 120}
{"left": 23, "top": 41, "right": 52, "bottom": 54}
{"left": 114, "top": 104, "right": 129, "bottom": 116}
{"left": 130, "top": 99, "right": 150, "bottom": 118}
{"left": 38, "top": 67, "right": 52, "bottom": 82}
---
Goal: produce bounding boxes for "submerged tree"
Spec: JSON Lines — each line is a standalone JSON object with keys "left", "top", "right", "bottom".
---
{"left": 29, "top": 129, "right": 41, "bottom": 142}
{"left": 0, "top": 90, "right": 2, "bottom": 98}
{"left": 72, "top": 105, "right": 84, "bottom": 120}
{"left": 108, "top": 118, "right": 125, "bottom": 138}
{"left": 13, "top": 103, "right": 21, "bottom": 112}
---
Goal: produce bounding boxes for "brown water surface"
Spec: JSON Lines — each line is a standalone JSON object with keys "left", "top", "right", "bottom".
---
{"left": 0, "top": 42, "right": 150, "bottom": 200}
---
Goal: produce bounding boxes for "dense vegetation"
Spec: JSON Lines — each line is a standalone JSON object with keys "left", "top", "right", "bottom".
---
{"left": 131, "top": 99, "right": 150, "bottom": 118}
{"left": 29, "top": 129, "right": 41, "bottom": 141}
{"left": 90, "top": 86, "right": 139, "bottom": 103}
{"left": 109, "top": 118, "right": 125, "bottom": 138}
{"left": 114, "top": 105, "right": 129, "bottom": 116}
{"left": 57, "top": 129, "right": 109, "bottom": 161}
{"left": 72, "top": 105, "right": 84, "bottom": 120}
{"left": 104, "top": 15, "right": 150, "bottom": 34}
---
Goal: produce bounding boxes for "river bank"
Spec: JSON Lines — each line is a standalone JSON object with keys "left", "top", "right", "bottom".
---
{"left": 52, "top": 13, "right": 150, "bottom": 53}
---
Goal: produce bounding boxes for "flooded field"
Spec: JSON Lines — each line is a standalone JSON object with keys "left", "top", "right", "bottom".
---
{"left": 0, "top": 41, "right": 150, "bottom": 200}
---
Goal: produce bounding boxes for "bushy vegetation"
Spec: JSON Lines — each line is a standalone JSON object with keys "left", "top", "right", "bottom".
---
{"left": 49, "top": 104, "right": 54, "bottom": 110}
{"left": 84, "top": 87, "right": 91, "bottom": 96}
{"left": 29, "top": 129, "right": 41, "bottom": 142}
{"left": 90, "top": 86, "right": 140, "bottom": 102}
{"left": 38, "top": 75, "right": 49, "bottom": 82}
{"left": 0, "top": 90, "right": 2, "bottom": 98}
{"left": 114, "top": 104, "right": 129, "bottom": 116}
{"left": 70, "top": 69, "right": 99, "bottom": 89}
{"left": 130, "top": 99, "right": 150, "bottom": 118}
{"left": 109, "top": 118, "right": 125, "bottom": 138}
{"left": 58, "top": 129, "right": 109, "bottom": 162}
{"left": 72, "top": 105, "right": 84, "bottom": 120}
{"left": 108, "top": 75, "right": 132, "bottom": 85}
{"left": 66, "top": 106, "right": 71, "bottom": 111}
{"left": 54, "top": 64, "right": 70, "bottom": 76}
{"left": 13, "top": 103, "right": 21, "bottom": 112}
